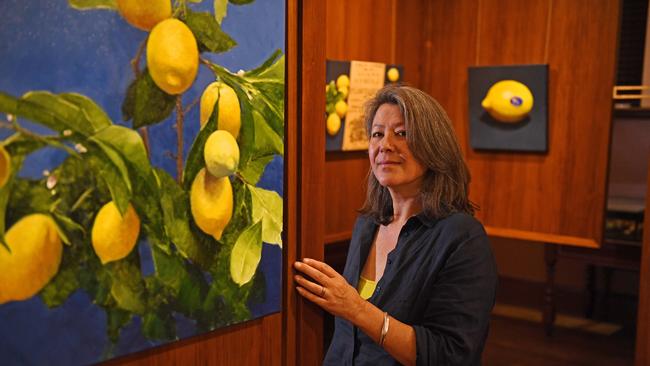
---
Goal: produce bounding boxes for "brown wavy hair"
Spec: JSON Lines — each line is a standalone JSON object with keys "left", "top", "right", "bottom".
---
{"left": 359, "top": 84, "right": 476, "bottom": 224}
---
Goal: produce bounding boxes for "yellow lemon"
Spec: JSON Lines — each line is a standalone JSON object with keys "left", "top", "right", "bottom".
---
{"left": 0, "top": 214, "right": 62, "bottom": 304}
{"left": 91, "top": 202, "right": 141, "bottom": 264}
{"left": 387, "top": 67, "right": 400, "bottom": 82}
{"left": 481, "top": 80, "right": 534, "bottom": 123}
{"left": 199, "top": 82, "right": 242, "bottom": 139}
{"left": 0, "top": 145, "right": 11, "bottom": 189}
{"left": 147, "top": 18, "right": 199, "bottom": 95}
{"left": 334, "top": 100, "right": 348, "bottom": 118}
{"left": 326, "top": 113, "right": 341, "bottom": 136}
{"left": 336, "top": 74, "right": 350, "bottom": 90}
{"left": 204, "top": 130, "right": 240, "bottom": 179}
{"left": 117, "top": 0, "right": 171, "bottom": 31}
{"left": 190, "top": 168, "right": 233, "bottom": 241}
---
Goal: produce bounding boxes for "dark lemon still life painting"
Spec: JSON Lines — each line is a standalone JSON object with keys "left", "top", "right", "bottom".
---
{"left": 0, "top": 0, "right": 284, "bottom": 364}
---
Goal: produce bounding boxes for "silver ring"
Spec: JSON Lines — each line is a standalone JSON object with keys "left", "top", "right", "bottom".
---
{"left": 319, "top": 286, "right": 326, "bottom": 297}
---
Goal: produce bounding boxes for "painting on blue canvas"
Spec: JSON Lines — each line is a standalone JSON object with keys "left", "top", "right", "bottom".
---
{"left": 0, "top": 0, "right": 284, "bottom": 364}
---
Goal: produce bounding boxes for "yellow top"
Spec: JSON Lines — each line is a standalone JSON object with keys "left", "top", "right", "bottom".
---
{"left": 357, "top": 276, "right": 377, "bottom": 300}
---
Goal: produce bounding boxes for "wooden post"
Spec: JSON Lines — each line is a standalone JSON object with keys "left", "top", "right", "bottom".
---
{"left": 635, "top": 157, "right": 650, "bottom": 366}
{"left": 543, "top": 243, "right": 558, "bottom": 336}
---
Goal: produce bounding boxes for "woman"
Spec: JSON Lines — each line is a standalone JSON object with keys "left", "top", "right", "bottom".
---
{"left": 294, "top": 85, "right": 497, "bottom": 365}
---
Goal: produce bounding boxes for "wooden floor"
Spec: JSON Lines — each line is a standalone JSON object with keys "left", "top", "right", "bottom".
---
{"left": 482, "top": 313, "right": 635, "bottom": 365}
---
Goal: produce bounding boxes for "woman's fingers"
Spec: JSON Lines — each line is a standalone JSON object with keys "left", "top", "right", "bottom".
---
{"left": 294, "top": 274, "right": 324, "bottom": 296}
{"left": 303, "top": 258, "right": 339, "bottom": 278}
{"left": 293, "top": 260, "right": 330, "bottom": 285}
{"left": 296, "top": 286, "right": 327, "bottom": 306}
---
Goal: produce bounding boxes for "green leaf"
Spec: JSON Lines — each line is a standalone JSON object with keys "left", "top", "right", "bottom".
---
{"left": 92, "top": 125, "right": 151, "bottom": 178}
{"left": 182, "top": 104, "right": 219, "bottom": 190}
{"left": 252, "top": 110, "right": 283, "bottom": 156}
{"left": 51, "top": 213, "right": 86, "bottom": 245}
{"left": 60, "top": 93, "right": 112, "bottom": 132}
{"left": 22, "top": 91, "right": 96, "bottom": 136}
{"left": 0, "top": 91, "right": 113, "bottom": 137}
{"left": 41, "top": 266, "right": 80, "bottom": 308}
{"left": 106, "top": 309, "right": 131, "bottom": 344}
{"left": 122, "top": 70, "right": 176, "bottom": 128}
{"left": 150, "top": 245, "right": 207, "bottom": 317}
{"left": 86, "top": 141, "right": 132, "bottom": 214}
{"left": 228, "top": 0, "right": 254, "bottom": 4}
{"left": 214, "top": 0, "right": 228, "bottom": 24}
{"left": 108, "top": 260, "right": 147, "bottom": 314}
{"left": 86, "top": 151, "right": 132, "bottom": 216}
{"left": 230, "top": 220, "right": 262, "bottom": 286}
{"left": 142, "top": 311, "right": 175, "bottom": 340}
{"left": 156, "top": 168, "right": 216, "bottom": 269}
{"left": 68, "top": 0, "right": 117, "bottom": 10}
{"left": 184, "top": 10, "right": 237, "bottom": 53}
{"left": 238, "top": 154, "right": 273, "bottom": 185}
{"left": 227, "top": 83, "right": 255, "bottom": 173}
{"left": 248, "top": 185, "right": 282, "bottom": 247}
{"left": 244, "top": 50, "right": 283, "bottom": 77}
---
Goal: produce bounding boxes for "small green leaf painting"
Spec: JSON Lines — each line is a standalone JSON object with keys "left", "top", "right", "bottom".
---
{"left": 249, "top": 185, "right": 282, "bottom": 247}
{"left": 0, "top": 0, "right": 283, "bottom": 364}
{"left": 230, "top": 220, "right": 262, "bottom": 286}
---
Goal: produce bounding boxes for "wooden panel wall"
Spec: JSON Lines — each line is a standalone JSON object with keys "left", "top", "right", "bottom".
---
{"left": 421, "top": 0, "right": 620, "bottom": 247}
{"left": 324, "top": 0, "right": 429, "bottom": 242}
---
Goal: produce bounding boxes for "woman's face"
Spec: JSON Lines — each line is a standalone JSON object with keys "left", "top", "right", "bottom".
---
{"left": 369, "top": 104, "right": 426, "bottom": 194}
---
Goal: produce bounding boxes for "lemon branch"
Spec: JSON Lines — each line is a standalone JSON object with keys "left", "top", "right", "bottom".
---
{"left": 0, "top": 119, "right": 78, "bottom": 156}
{"left": 175, "top": 96, "right": 184, "bottom": 183}
{"left": 130, "top": 38, "right": 147, "bottom": 78}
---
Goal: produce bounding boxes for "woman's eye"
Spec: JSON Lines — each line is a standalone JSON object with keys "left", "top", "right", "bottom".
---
{"left": 371, "top": 132, "right": 383, "bottom": 138}
{"left": 395, "top": 130, "right": 407, "bottom": 137}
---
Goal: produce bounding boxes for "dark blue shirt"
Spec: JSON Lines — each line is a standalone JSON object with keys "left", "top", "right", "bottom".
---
{"left": 323, "top": 212, "right": 497, "bottom": 366}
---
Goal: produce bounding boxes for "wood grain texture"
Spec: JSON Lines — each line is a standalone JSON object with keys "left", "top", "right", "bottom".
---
{"left": 635, "top": 157, "right": 650, "bottom": 366}
{"left": 294, "top": 0, "right": 327, "bottom": 364}
{"left": 325, "top": 0, "right": 396, "bottom": 62}
{"left": 394, "top": 0, "right": 428, "bottom": 88}
{"left": 103, "top": 314, "right": 281, "bottom": 366}
{"left": 283, "top": 0, "right": 299, "bottom": 364}
{"left": 423, "top": 0, "right": 619, "bottom": 246}
{"left": 324, "top": 0, "right": 397, "bottom": 241}
{"left": 476, "top": 0, "right": 550, "bottom": 65}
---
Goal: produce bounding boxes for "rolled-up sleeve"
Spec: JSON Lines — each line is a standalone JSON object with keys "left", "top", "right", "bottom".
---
{"left": 413, "top": 230, "right": 498, "bottom": 366}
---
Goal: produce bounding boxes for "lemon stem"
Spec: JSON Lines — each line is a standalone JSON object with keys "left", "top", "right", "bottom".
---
{"left": 175, "top": 96, "right": 184, "bottom": 183}
{"left": 130, "top": 38, "right": 147, "bottom": 78}
{"left": 70, "top": 187, "right": 94, "bottom": 212}
{"left": 139, "top": 127, "right": 150, "bottom": 159}
{"left": 234, "top": 172, "right": 253, "bottom": 187}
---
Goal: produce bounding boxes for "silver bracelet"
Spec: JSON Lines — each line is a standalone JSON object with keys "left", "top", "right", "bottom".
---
{"left": 379, "top": 311, "right": 390, "bottom": 347}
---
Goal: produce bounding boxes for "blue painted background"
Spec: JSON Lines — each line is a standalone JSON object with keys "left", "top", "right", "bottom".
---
{"left": 0, "top": 1, "right": 284, "bottom": 364}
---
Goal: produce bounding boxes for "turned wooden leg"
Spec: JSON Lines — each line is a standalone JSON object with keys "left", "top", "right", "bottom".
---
{"left": 544, "top": 243, "right": 558, "bottom": 336}
{"left": 585, "top": 264, "right": 596, "bottom": 319}
{"left": 602, "top": 267, "right": 613, "bottom": 321}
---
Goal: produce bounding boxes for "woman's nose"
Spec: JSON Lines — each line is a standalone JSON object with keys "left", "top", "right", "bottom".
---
{"left": 379, "top": 134, "right": 395, "bottom": 152}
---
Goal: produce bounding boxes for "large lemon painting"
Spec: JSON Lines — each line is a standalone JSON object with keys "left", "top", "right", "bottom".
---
{"left": 0, "top": 214, "right": 63, "bottom": 304}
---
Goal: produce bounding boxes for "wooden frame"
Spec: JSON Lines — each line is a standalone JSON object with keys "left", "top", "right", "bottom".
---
{"left": 283, "top": 0, "right": 327, "bottom": 365}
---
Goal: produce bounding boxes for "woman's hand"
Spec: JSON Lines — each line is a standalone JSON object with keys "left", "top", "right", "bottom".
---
{"left": 293, "top": 258, "right": 366, "bottom": 322}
